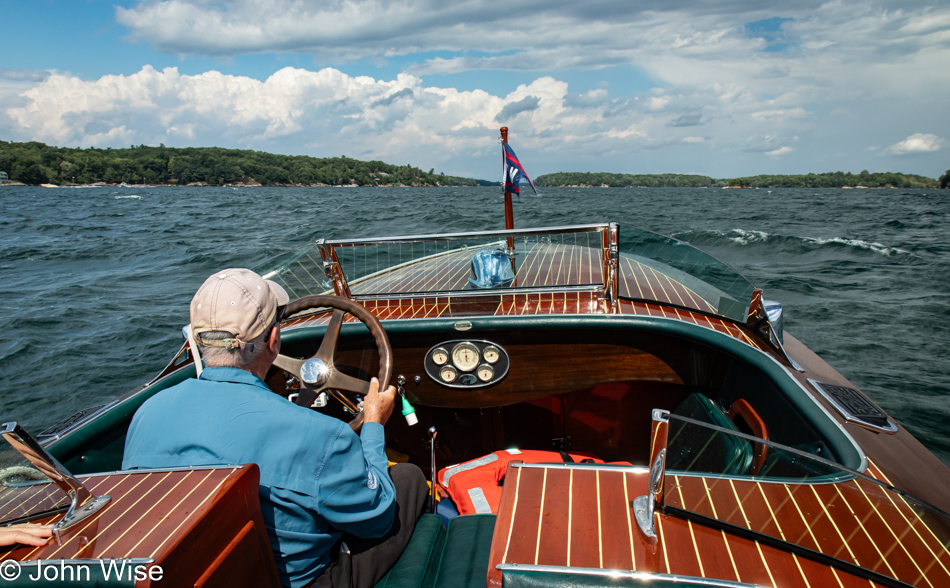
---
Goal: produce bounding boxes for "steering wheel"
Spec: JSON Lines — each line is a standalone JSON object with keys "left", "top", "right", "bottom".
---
{"left": 272, "top": 295, "right": 392, "bottom": 432}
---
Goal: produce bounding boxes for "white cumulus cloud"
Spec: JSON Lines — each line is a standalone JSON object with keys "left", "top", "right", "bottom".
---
{"left": 885, "top": 133, "right": 945, "bottom": 155}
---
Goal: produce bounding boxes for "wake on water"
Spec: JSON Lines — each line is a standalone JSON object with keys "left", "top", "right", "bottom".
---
{"left": 673, "top": 228, "right": 916, "bottom": 258}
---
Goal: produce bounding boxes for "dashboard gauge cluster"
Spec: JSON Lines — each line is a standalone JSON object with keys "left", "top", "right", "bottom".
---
{"left": 424, "top": 340, "right": 509, "bottom": 388}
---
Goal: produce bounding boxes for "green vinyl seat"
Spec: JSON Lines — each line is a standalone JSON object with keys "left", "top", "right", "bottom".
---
{"left": 432, "top": 514, "right": 496, "bottom": 588}
{"left": 375, "top": 514, "right": 446, "bottom": 588}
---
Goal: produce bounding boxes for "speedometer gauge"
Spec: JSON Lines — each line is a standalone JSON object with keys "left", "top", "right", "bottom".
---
{"left": 451, "top": 342, "right": 480, "bottom": 372}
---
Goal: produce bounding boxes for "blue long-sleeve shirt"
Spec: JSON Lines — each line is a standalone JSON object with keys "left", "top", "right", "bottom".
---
{"left": 122, "top": 367, "right": 396, "bottom": 588}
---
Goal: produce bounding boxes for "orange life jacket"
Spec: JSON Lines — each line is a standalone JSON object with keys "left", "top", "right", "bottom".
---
{"left": 437, "top": 449, "right": 604, "bottom": 515}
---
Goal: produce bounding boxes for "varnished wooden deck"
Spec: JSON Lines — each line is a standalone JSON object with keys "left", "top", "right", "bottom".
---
{"left": 283, "top": 295, "right": 763, "bottom": 352}
{"left": 487, "top": 462, "right": 949, "bottom": 588}
{"left": 667, "top": 459, "right": 950, "bottom": 587}
{"left": 1, "top": 465, "right": 281, "bottom": 587}
{"left": 1, "top": 468, "right": 242, "bottom": 561}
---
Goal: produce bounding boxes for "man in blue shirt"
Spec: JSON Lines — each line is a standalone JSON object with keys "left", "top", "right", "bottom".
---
{"left": 123, "top": 268, "right": 426, "bottom": 588}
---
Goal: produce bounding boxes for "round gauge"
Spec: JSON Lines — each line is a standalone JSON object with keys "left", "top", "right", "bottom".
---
{"left": 439, "top": 366, "right": 458, "bottom": 383}
{"left": 482, "top": 346, "right": 500, "bottom": 364}
{"left": 477, "top": 364, "right": 494, "bottom": 382}
{"left": 451, "top": 342, "right": 480, "bottom": 372}
{"left": 431, "top": 347, "right": 449, "bottom": 365}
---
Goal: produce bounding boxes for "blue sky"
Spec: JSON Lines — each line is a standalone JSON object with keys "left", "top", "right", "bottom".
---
{"left": 1, "top": 0, "right": 948, "bottom": 180}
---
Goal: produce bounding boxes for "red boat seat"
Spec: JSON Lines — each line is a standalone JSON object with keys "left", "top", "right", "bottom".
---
{"left": 437, "top": 449, "right": 604, "bottom": 515}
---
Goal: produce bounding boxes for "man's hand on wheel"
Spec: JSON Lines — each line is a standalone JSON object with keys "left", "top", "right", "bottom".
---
{"left": 362, "top": 377, "right": 395, "bottom": 425}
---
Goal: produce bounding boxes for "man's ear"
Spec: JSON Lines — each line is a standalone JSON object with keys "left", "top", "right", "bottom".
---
{"left": 268, "top": 324, "right": 281, "bottom": 353}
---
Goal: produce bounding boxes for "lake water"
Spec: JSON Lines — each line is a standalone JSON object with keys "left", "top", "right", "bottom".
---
{"left": 0, "top": 185, "right": 947, "bottom": 465}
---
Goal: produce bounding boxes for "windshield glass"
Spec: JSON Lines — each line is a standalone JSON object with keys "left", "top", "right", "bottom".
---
{"left": 0, "top": 443, "right": 65, "bottom": 525}
{"left": 254, "top": 223, "right": 757, "bottom": 322}
{"left": 257, "top": 224, "right": 608, "bottom": 299}
{"left": 662, "top": 414, "right": 950, "bottom": 586}
{"left": 617, "top": 225, "right": 755, "bottom": 322}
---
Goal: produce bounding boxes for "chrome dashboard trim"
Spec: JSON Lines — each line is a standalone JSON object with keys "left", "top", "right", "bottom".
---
{"left": 425, "top": 339, "right": 510, "bottom": 389}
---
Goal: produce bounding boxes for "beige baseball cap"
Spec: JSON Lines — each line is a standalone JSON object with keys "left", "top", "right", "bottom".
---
{"left": 190, "top": 268, "right": 290, "bottom": 349}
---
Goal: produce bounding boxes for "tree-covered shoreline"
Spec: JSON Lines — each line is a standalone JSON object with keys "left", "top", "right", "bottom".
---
{"left": 0, "top": 141, "right": 492, "bottom": 187}
{"left": 1, "top": 140, "right": 944, "bottom": 189}
{"left": 536, "top": 171, "right": 940, "bottom": 189}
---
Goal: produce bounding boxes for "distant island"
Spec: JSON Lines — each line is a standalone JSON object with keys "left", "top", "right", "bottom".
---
{"left": 0, "top": 141, "right": 494, "bottom": 187}
{"left": 1, "top": 140, "right": 946, "bottom": 189}
{"left": 536, "top": 171, "right": 941, "bottom": 189}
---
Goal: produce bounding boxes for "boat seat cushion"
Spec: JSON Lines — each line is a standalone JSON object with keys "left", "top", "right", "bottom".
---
{"left": 374, "top": 514, "right": 445, "bottom": 588}
{"left": 668, "top": 392, "right": 752, "bottom": 475}
{"left": 433, "top": 514, "right": 496, "bottom": 588}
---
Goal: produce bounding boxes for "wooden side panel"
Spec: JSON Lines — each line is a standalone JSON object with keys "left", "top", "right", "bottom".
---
{"left": 0, "top": 466, "right": 280, "bottom": 588}
{"left": 194, "top": 520, "right": 276, "bottom": 588}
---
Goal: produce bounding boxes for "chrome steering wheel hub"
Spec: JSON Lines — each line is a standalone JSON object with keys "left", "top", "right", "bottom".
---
{"left": 300, "top": 358, "right": 331, "bottom": 386}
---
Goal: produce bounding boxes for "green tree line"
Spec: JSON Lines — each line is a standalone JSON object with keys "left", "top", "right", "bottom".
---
{"left": 0, "top": 141, "right": 486, "bottom": 187}
{"left": 536, "top": 172, "right": 721, "bottom": 188}
{"left": 536, "top": 170, "right": 940, "bottom": 188}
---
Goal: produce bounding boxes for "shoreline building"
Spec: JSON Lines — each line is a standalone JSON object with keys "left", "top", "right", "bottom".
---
{"left": 0, "top": 172, "right": 9, "bottom": 183}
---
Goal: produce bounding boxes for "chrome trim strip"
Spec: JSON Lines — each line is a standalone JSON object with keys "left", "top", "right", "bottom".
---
{"left": 494, "top": 564, "right": 761, "bottom": 587}
{"left": 324, "top": 223, "right": 610, "bottom": 245}
{"left": 808, "top": 379, "right": 898, "bottom": 433}
{"left": 77, "top": 465, "right": 242, "bottom": 477}
{"left": 511, "top": 462, "right": 650, "bottom": 474}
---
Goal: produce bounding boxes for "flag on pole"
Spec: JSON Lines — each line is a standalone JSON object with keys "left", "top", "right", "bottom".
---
{"left": 502, "top": 141, "right": 538, "bottom": 198}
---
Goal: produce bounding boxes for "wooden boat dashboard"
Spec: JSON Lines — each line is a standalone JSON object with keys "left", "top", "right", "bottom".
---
{"left": 0, "top": 465, "right": 279, "bottom": 587}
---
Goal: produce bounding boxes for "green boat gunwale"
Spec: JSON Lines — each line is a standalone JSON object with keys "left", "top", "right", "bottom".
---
{"left": 45, "top": 313, "right": 866, "bottom": 478}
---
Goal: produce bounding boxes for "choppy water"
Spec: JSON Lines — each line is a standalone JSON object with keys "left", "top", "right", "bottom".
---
{"left": 0, "top": 185, "right": 947, "bottom": 465}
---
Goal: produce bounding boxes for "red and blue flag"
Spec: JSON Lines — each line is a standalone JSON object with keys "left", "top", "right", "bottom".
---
{"left": 502, "top": 142, "right": 537, "bottom": 198}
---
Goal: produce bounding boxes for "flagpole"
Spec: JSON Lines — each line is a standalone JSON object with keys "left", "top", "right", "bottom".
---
{"left": 500, "top": 127, "right": 515, "bottom": 255}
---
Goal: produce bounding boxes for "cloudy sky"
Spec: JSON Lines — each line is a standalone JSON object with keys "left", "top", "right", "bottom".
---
{"left": 1, "top": 0, "right": 948, "bottom": 180}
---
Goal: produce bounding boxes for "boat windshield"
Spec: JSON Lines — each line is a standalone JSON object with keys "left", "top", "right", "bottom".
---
{"left": 254, "top": 223, "right": 756, "bottom": 322}
{"left": 257, "top": 224, "right": 608, "bottom": 300}
{"left": 658, "top": 414, "right": 950, "bottom": 586}
{"left": 616, "top": 225, "right": 755, "bottom": 322}
{"left": 0, "top": 443, "right": 66, "bottom": 525}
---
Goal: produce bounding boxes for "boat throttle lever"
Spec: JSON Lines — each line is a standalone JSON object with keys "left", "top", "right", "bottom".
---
{"left": 396, "top": 375, "right": 417, "bottom": 426}
{"left": 428, "top": 426, "right": 438, "bottom": 514}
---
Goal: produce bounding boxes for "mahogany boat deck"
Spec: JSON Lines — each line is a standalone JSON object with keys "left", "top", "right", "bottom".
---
{"left": 487, "top": 462, "right": 950, "bottom": 588}
{"left": 0, "top": 466, "right": 279, "bottom": 587}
